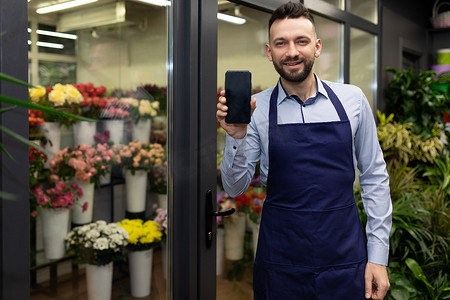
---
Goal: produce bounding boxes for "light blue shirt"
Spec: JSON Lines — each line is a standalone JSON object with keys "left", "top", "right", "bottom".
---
{"left": 221, "top": 75, "right": 392, "bottom": 266}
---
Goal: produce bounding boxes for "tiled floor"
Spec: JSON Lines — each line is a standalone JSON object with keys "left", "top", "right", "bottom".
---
{"left": 30, "top": 249, "right": 254, "bottom": 300}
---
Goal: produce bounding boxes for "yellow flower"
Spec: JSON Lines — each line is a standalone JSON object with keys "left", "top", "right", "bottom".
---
{"left": 120, "top": 97, "right": 139, "bottom": 107}
{"left": 29, "top": 86, "right": 46, "bottom": 103}
{"left": 118, "top": 219, "right": 163, "bottom": 246}
{"left": 65, "top": 84, "right": 83, "bottom": 104}
{"left": 151, "top": 101, "right": 160, "bottom": 109}
{"left": 48, "top": 89, "right": 66, "bottom": 106}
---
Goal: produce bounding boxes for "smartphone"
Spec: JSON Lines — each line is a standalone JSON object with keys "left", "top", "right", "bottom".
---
{"left": 225, "top": 70, "right": 252, "bottom": 124}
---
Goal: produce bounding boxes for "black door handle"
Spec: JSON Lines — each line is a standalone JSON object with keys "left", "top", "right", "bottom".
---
{"left": 206, "top": 189, "right": 235, "bottom": 248}
{"left": 209, "top": 208, "right": 235, "bottom": 217}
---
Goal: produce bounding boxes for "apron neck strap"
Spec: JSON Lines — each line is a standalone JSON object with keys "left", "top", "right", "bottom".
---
{"left": 269, "top": 81, "right": 349, "bottom": 124}
{"left": 321, "top": 81, "right": 348, "bottom": 122}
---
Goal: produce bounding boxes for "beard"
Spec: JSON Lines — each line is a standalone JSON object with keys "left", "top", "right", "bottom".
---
{"left": 273, "top": 56, "right": 315, "bottom": 83}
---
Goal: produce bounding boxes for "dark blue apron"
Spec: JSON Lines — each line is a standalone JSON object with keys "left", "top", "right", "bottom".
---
{"left": 253, "top": 82, "right": 367, "bottom": 299}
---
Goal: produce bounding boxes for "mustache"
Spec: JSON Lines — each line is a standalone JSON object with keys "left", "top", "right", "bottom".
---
{"left": 281, "top": 57, "right": 304, "bottom": 64}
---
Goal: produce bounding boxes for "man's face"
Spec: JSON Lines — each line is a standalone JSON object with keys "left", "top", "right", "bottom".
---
{"left": 265, "top": 17, "right": 322, "bottom": 83}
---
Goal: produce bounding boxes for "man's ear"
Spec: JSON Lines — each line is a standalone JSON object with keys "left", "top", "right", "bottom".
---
{"left": 265, "top": 44, "right": 273, "bottom": 62}
{"left": 314, "top": 39, "right": 322, "bottom": 58}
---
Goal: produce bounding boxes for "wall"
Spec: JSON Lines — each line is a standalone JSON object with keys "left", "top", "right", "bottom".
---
{"left": 380, "top": 0, "right": 435, "bottom": 104}
{"left": 76, "top": 8, "right": 168, "bottom": 91}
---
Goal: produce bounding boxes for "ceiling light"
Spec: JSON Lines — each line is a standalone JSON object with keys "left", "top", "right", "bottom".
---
{"left": 28, "top": 28, "right": 77, "bottom": 40}
{"left": 28, "top": 40, "right": 65, "bottom": 49}
{"left": 217, "top": 12, "right": 246, "bottom": 25}
{"left": 134, "top": 0, "right": 171, "bottom": 6}
{"left": 37, "top": 0, "right": 98, "bottom": 14}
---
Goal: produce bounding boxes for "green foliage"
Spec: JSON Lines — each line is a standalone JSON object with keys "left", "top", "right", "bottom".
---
{"left": 376, "top": 111, "right": 444, "bottom": 164}
{"left": 405, "top": 258, "right": 450, "bottom": 300}
{"left": 384, "top": 68, "right": 449, "bottom": 138}
{"left": 372, "top": 103, "right": 450, "bottom": 299}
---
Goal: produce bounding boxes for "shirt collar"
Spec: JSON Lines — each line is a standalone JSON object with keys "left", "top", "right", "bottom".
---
{"left": 276, "top": 74, "right": 328, "bottom": 106}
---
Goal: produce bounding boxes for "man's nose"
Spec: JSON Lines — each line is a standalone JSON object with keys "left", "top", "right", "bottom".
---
{"left": 286, "top": 41, "right": 299, "bottom": 57}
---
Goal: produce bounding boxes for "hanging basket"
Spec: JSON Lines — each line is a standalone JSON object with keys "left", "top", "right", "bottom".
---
{"left": 431, "top": 0, "right": 450, "bottom": 29}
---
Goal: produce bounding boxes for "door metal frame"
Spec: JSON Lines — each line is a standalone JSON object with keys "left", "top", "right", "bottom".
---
{"left": 0, "top": 0, "right": 30, "bottom": 299}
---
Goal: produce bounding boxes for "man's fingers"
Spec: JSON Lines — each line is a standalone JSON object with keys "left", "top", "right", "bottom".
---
{"left": 365, "top": 273, "right": 373, "bottom": 299}
{"left": 250, "top": 98, "right": 257, "bottom": 115}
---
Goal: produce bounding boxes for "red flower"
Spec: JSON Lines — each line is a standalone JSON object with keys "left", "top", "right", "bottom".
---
{"left": 82, "top": 202, "right": 89, "bottom": 212}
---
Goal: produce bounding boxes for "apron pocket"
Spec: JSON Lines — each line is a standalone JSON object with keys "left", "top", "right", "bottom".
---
{"left": 315, "top": 259, "right": 366, "bottom": 299}
{"left": 260, "top": 203, "right": 366, "bottom": 267}
{"left": 313, "top": 203, "right": 366, "bottom": 267}
{"left": 259, "top": 261, "right": 317, "bottom": 300}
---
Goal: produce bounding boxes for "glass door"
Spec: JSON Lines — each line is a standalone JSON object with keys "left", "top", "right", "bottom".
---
{"left": 28, "top": 1, "right": 171, "bottom": 299}
{"left": 216, "top": 3, "right": 273, "bottom": 299}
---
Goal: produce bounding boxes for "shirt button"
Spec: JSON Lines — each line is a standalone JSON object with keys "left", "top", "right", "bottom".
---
{"left": 303, "top": 105, "right": 306, "bottom": 107}
{"left": 233, "top": 146, "right": 237, "bottom": 150}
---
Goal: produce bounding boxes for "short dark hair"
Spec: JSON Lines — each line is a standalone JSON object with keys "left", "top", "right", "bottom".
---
{"left": 269, "top": 2, "right": 315, "bottom": 31}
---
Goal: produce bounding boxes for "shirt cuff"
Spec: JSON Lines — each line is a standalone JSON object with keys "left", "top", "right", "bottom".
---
{"left": 222, "top": 134, "right": 246, "bottom": 169}
{"left": 367, "top": 242, "right": 389, "bottom": 266}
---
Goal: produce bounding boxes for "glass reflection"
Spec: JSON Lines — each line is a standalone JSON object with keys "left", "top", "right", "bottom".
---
{"left": 350, "top": 27, "right": 377, "bottom": 110}
{"left": 313, "top": 14, "right": 343, "bottom": 83}
{"left": 217, "top": 2, "right": 271, "bottom": 299}
{"left": 349, "top": 0, "right": 378, "bottom": 24}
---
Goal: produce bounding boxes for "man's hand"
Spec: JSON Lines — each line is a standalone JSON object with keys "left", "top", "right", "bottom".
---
{"left": 365, "top": 262, "right": 390, "bottom": 299}
{"left": 216, "top": 90, "right": 256, "bottom": 139}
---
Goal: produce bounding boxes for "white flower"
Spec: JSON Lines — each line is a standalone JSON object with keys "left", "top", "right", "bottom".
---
{"left": 84, "top": 241, "right": 92, "bottom": 248}
{"left": 86, "top": 229, "right": 100, "bottom": 240}
{"left": 102, "top": 226, "right": 112, "bottom": 236}
{"left": 109, "top": 233, "right": 124, "bottom": 245}
{"left": 97, "top": 224, "right": 107, "bottom": 233}
{"left": 96, "top": 220, "right": 107, "bottom": 226}
{"left": 93, "top": 237, "right": 109, "bottom": 250}
{"left": 78, "top": 225, "right": 90, "bottom": 234}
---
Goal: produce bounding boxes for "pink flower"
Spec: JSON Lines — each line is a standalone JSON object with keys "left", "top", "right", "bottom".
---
{"left": 82, "top": 202, "right": 88, "bottom": 212}
{"left": 69, "top": 158, "right": 88, "bottom": 171}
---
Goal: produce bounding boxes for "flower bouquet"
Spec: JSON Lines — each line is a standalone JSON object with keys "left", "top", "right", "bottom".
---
{"left": 30, "top": 180, "right": 83, "bottom": 260}
{"left": 66, "top": 220, "right": 129, "bottom": 299}
{"left": 149, "top": 144, "right": 167, "bottom": 196}
{"left": 118, "top": 141, "right": 165, "bottom": 214}
{"left": 121, "top": 97, "right": 160, "bottom": 143}
{"left": 100, "top": 98, "right": 131, "bottom": 144}
{"left": 118, "top": 218, "right": 163, "bottom": 297}
{"left": 31, "top": 180, "right": 83, "bottom": 213}
{"left": 139, "top": 84, "right": 167, "bottom": 115}
{"left": 50, "top": 143, "right": 119, "bottom": 224}
{"left": 65, "top": 220, "right": 128, "bottom": 265}
{"left": 118, "top": 141, "right": 165, "bottom": 174}
{"left": 29, "top": 84, "right": 84, "bottom": 127}
{"left": 120, "top": 97, "right": 159, "bottom": 123}
{"left": 71, "top": 83, "right": 113, "bottom": 146}
{"left": 50, "top": 143, "right": 119, "bottom": 185}
{"left": 117, "top": 218, "right": 163, "bottom": 251}
{"left": 73, "top": 83, "right": 109, "bottom": 119}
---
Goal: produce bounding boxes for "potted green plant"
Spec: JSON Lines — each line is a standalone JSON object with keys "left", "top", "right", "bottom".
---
{"left": 384, "top": 68, "right": 449, "bottom": 138}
